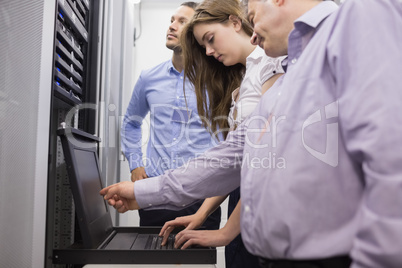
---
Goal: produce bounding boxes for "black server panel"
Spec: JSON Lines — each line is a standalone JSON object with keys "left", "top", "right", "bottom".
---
{"left": 45, "top": 0, "right": 102, "bottom": 267}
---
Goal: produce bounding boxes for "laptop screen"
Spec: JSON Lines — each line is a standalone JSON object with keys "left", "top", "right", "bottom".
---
{"left": 73, "top": 148, "right": 108, "bottom": 224}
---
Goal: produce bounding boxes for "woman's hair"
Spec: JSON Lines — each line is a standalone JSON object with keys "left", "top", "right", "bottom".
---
{"left": 181, "top": 0, "right": 253, "bottom": 140}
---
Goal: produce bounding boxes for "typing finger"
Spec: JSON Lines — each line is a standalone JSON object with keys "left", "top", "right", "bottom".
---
{"left": 161, "top": 226, "right": 175, "bottom": 246}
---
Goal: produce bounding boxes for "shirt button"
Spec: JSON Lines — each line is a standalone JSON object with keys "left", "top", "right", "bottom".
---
{"left": 291, "top": 58, "right": 297, "bottom": 64}
{"left": 173, "top": 138, "right": 177, "bottom": 141}
{"left": 149, "top": 204, "right": 152, "bottom": 206}
{"left": 244, "top": 205, "right": 250, "bottom": 212}
{"left": 180, "top": 76, "right": 183, "bottom": 79}
{"left": 176, "top": 96, "right": 179, "bottom": 99}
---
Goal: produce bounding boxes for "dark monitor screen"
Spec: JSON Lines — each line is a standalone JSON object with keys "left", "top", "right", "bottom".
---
{"left": 58, "top": 128, "right": 113, "bottom": 248}
{"left": 73, "top": 148, "right": 108, "bottom": 224}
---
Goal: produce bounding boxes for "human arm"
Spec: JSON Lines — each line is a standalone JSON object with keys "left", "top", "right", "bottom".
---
{"left": 102, "top": 120, "right": 247, "bottom": 213}
{"left": 173, "top": 199, "right": 242, "bottom": 249}
{"left": 159, "top": 195, "right": 228, "bottom": 245}
{"left": 121, "top": 74, "right": 149, "bottom": 172}
{"left": 329, "top": 1, "right": 402, "bottom": 267}
{"left": 101, "top": 172, "right": 145, "bottom": 213}
{"left": 100, "top": 181, "right": 140, "bottom": 211}
{"left": 261, "top": 73, "right": 283, "bottom": 95}
{"left": 133, "top": 120, "right": 247, "bottom": 211}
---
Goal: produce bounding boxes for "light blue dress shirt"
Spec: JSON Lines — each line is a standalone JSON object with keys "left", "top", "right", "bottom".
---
{"left": 134, "top": 1, "right": 402, "bottom": 267}
{"left": 121, "top": 59, "right": 218, "bottom": 177}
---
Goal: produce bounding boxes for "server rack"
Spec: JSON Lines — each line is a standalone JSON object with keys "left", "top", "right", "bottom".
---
{"left": 45, "top": 0, "right": 102, "bottom": 267}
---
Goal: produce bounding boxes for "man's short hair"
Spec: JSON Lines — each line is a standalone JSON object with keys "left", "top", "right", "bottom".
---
{"left": 181, "top": 1, "right": 199, "bottom": 10}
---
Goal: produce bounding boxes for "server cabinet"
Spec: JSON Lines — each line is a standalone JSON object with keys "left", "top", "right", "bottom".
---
{"left": 45, "top": 0, "right": 103, "bottom": 267}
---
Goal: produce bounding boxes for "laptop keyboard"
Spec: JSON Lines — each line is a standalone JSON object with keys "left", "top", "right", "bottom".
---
{"left": 105, "top": 232, "right": 206, "bottom": 250}
{"left": 145, "top": 234, "right": 175, "bottom": 250}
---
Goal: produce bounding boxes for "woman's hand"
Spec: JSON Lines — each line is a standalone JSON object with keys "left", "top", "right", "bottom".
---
{"left": 174, "top": 227, "right": 235, "bottom": 249}
{"left": 159, "top": 213, "right": 205, "bottom": 246}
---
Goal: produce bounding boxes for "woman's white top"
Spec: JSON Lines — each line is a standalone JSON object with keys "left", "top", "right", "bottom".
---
{"left": 228, "top": 46, "right": 286, "bottom": 129}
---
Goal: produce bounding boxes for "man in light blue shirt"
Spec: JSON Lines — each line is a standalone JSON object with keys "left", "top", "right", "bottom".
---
{"left": 121, "top": 2, "right": 221, "bottom": 228}
{"left": 106, "top": 0, "right": 402, "bottom": 267}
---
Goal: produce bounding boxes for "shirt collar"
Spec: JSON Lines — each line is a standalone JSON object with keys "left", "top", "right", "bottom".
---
{"left": 286, "top": 1, "right": 338, "bottom": 69}
{"left": 294, "top": 1, "right": 338, "bottom": 34}
{"left": 247, "top": 46, "right": 265, "bottom": 61}
{"left": 167, "top": 59, "right": 181, "bottom": 75}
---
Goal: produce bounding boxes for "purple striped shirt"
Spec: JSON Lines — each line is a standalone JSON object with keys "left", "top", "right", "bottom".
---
{"left": 134, "top": 0, "right": 402, "bottom": 266}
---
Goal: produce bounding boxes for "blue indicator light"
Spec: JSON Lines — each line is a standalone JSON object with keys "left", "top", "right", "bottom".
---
{"left": 56, "top": 81, "right": 60, "bottom": 86}
{"left": 57, "top": 68, "right": 61, "bottom": 72}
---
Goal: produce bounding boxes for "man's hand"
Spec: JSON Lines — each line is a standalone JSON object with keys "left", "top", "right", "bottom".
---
{"left": 100, "top": 181, "right": 140, "bottom": 211}
{"left": 159, "top": 214, "right": 205, "bottom": 246}
{"left": 131, "top": 167, "right": 148, "bottom": 182}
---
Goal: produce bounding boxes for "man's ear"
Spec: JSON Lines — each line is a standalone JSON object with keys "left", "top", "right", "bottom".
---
{"left": 229, "top": 15, "right": 242, "bottom": 32}
{"left": 272, "top": 0, "right": 285, "bottom": 7}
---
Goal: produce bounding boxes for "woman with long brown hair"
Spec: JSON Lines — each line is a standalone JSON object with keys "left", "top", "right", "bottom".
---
{"left": 160, "top": 0, "right": 285, "bottom": 267}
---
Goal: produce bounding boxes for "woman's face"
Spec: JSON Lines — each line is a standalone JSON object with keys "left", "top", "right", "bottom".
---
{"left": 193, "top": 22, "right": 243, "bottom": 66}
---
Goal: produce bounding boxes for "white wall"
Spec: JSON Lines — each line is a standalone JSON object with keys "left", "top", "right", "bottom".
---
{"left": 122, "top": 0, "right": 185, "bottom": 110}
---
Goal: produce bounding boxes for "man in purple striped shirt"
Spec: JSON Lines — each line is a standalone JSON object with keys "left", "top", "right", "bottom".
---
{"left": 101, "top": 0, "right": 402, "bottom": 267}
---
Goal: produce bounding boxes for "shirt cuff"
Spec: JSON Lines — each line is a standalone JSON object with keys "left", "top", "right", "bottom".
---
{"left": 134, "top": 176, "right": 164, "bottom": 209}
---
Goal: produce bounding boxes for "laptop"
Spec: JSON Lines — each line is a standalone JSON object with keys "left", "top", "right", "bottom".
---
{"left": 53, "top": 127, "right": 216, "bottom": 265}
